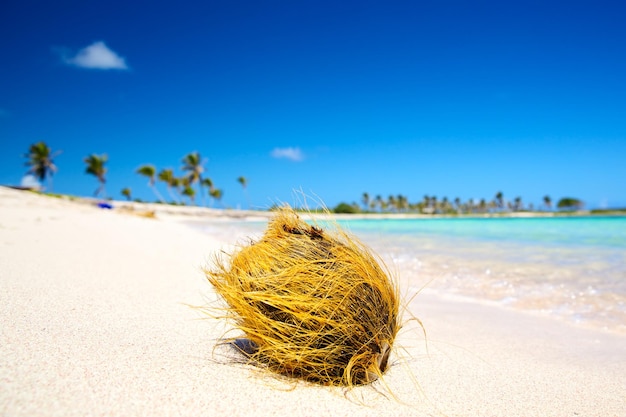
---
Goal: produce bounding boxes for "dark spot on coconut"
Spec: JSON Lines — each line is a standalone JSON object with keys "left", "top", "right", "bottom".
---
{"left": 307, "top": 226, "right": 324, "bottom": 240}
{"left": 282, "top": 223, "right": 324, "bottom": 240}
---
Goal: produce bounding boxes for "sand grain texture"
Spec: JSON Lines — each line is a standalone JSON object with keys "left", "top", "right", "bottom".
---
{"left": 1, "top": 187, "right": 624, "bottom": 416}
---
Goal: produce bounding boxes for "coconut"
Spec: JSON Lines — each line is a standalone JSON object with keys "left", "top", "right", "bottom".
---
{"left": 206, "top": 206, "right": 400, "bottom": 386}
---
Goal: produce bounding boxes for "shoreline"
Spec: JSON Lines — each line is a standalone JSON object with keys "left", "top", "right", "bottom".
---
{"left": 14, "top": 188, "right": 625, "bottom": 222}
{"left": 1, "top": 186, "right": 625, "bottom": 416}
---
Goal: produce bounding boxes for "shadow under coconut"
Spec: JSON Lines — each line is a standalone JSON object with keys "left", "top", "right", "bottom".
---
{"left": 232, "top": 338, "right": 259, "bottom": 356}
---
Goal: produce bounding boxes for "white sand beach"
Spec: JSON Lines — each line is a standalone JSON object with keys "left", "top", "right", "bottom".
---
{"left": 1, "top": 186, "right": 625, "bottom": 416}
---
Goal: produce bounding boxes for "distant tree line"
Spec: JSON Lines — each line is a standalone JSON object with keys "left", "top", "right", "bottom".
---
{"left": 333, "top": 192, "right": 585, "bottom": 214}
{"left": 22, "top": 141, "right": 588, "bottom": 213}
{"left": 22, "top": 141, "right": 249, "bottom": 208}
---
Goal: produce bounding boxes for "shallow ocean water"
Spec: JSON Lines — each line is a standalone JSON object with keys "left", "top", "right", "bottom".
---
{"left": 196, "top": 216, "right": 626, "bottom": 334}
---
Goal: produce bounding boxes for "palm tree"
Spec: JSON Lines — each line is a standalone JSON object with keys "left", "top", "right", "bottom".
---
{"left": 454, "top": 197, "right": 462, "bottom": 213}
{"left": 181, "top": 151, "right": 206, "bottom": 205}
{"left": 210, "top": 188, "right": 224, "bottom": 208}
{"left": 202, "top": 178, "right": 214, "bottom": 207}
{"left": 543, "top": 195, "right": 552, "bottom": 211}
{"left": 397, "top": 194, "right": 408, "bottom": 212}
{"left": 361, "top": 192, "right": 370, "bottom": 211}
{"left": 495, "top": 191, "right": 504, "bottom": 211}
{"left": 182, "top": 184, "right": 196, "bottom": 205}
{"left": 431, "top": 196, "right": 438, "bottom": 213}
{"left": 374, "top": 195, "right": 383, "bottom": 212}
{"left": 171, "top": 177, "right": 183, "bottom": 204}
{"left": 136, "top": 164, "right": 165, "bottom": 203}
{"left": 84, "top": 154, "right": 107, "bottom": 197}
{"left": 157, "top": 168, "right": 180, "bottom": 204}
{"left": 387, "top": 195, "right": 397, "bottom": 212}
{"left": 441, "top": 196, "right": 450, "bottom": 214}
{"left": 24, "top": 141, "right": 61, "bottom": 191}
{"left": 467, "top": 198, "right": 475, "bottom": 213}
{"left": 478, "top": 199, "right": 488, "bottom": 213}
{"left": 237, "top": 176, "right": 250, "bottom": 209}
{"left": 121, "top": 187, "right": 132, "bottom": 201}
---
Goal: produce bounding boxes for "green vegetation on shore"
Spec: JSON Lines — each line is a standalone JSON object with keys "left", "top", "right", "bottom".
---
{"left": 19, "top": 141, "right": 623, "bottom": 215}
{"left": 329, "top": 192, "right": 594, "bottom": 216}
{"left": 23, "top": 142, "right": 60, "bottom": 192}
{"left": 589, "top": 208, "right": 626, "bottom": 215}
{"left": 20, "top": 141, "right": 246, "bottom": 208}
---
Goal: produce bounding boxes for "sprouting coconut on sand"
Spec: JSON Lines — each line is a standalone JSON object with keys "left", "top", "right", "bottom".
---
{"left": 206, "top": 206, "right": 400, "bottom": 386}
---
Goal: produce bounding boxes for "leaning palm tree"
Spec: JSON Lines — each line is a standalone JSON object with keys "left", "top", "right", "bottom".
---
{"left": 157, "top": 168, "right": 180, "bottom": 204}
{"left": 237, "top": 176, "right": 250, "bottom": 209}
{"left": 182, "top": 184, "right": 196, "bottom": 206}
{"left": 24, "top": 141, "right": 61, "bottom": 191}
{"left": 171, "top": 177, "right": 184, "bottom": 204}
{"left": 121, "top": 187, "right": 132, "bottom": 201}
{"left": 136, "top": 164, "right": 164, "bottom": 203}
{"left": 84, "top": 154, "right": 107, "bottom": 198}
{"left": 202, "top": 178, "right": 214, "bottom": 207}
{"left": 181, "top": 151, "right": 206, "bottom": 206}
{"left": 210, "top": 187, "right": 224, "bottom": 208}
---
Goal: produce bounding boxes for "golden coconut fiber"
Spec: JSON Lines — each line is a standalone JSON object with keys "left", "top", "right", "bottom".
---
{"left": 206, "top": 206, "right": 400, "bottom": 387}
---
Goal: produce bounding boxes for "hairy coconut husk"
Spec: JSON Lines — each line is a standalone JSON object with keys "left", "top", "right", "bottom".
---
{"left": 206, "top": 206, "right": 400, "bottom": 386}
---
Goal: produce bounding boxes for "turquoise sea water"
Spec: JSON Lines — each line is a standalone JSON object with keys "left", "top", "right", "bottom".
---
{"left": 197, "top": 216, "right": 626, "bottom": 334}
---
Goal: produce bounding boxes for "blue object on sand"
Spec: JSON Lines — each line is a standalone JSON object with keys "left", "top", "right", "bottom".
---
{"left": 97, "top": 202, "right": 113, "bottom": 209}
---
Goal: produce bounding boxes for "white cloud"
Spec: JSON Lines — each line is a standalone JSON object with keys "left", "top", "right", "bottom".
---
{"left": 65, "top": 41, "right": 128, "bottom": 70}
{"left": 271, "top": 147, "right": 304, "bottom": 162}
{"left": 20, "top": 175, "right": 42, "bottom": 190}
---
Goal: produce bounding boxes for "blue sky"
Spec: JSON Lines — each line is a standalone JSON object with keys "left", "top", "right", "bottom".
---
{"left": 1, "top": 0, "right": 625, "bottom": 209}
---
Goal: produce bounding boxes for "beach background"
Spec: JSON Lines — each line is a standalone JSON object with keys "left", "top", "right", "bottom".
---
{"left": 3, "top": 2, "right": 626, "bottom": 415}
{"left": 2, "top": 186, "right": 625, "bottom": 417}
